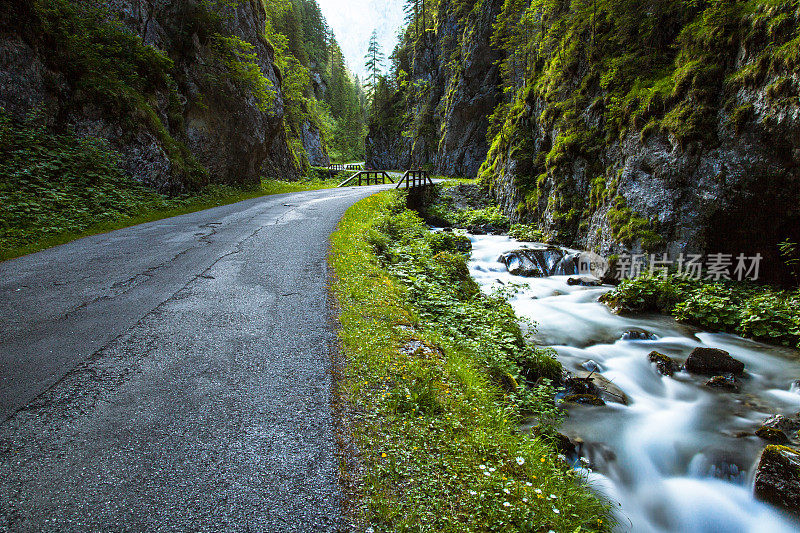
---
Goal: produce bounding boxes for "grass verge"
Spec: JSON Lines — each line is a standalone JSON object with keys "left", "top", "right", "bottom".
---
{"left": 330, "top": 190, "right": 612, "bottom": 532}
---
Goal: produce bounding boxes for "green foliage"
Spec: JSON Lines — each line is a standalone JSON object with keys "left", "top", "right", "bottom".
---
{"left": 0, "top": 112, "right": 163, "bottom": 253}
{"left": 32, "top": 0, "right": 174, "bottom": 111}
{"left": 211, "top": 34, "right": 276, "bottom": 112}
{"left": 330, "top": 191, "right": 613, "bottom": 531}
{"left": 602, "top": 272, "right": 800, "bottom": 348}
{"left": 508, "top": 223, "right": 548, "bottom": 242}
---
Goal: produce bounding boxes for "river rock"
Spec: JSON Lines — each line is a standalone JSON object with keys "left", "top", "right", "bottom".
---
{"left": 581, "top": 359, "right": 605, "bottom": 373}
{"left": 648, "top": 351, "right": 680, "bottom": 376}
{"left": 705, "top": 374, "right": 740, "bottom": 392}
{"left": 622, "top": 328, "right": 657, "bottom": 341}
{"left": 753, "top": 445, "right": 800, "bottom": 518}
{"left": 684, "top": 347, "right": 745, "bottom": 376}
{"left": 762, "top": 414, "right": 800, "bottom": 433}
{"left": 755, "top": 426, "right": 790, "bottom": 443}
{"left": 567, "top": 276, "right": 602, "bottom": 287}
{"left": 563, "top": 394, "right": 606, "bottom": 406}
{"left": 571, "top": 371, "right": 628, "bottom": 405}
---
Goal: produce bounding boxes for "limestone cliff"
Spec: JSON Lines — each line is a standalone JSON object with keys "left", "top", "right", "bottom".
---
{"left": 369, "top": 0, "right": 800, "bottom": 281}
{"left": 0, "top": 0, "right": 299, "bottom": 192}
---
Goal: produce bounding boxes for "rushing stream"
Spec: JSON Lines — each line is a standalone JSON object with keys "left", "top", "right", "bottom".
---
{"left": 465, "top": 233, "right": 800, "bottom": 533}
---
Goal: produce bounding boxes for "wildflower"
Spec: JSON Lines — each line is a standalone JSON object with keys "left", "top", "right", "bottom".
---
{"left": 516, "top": 457, "right": 525, "bottom": 465}
{"left": 540, "top": 457, "right": 546, "bottom": 463}
{"left": 469, "top": 490, "right": 477, "bottom": 496}
{"left": 479, "top": 464, "right": 486, "bottom": 470}
{"left": 503, "top": 502, "right": 511, "bottom": 508}
{"left": 503, "top": 488, "right": 510, "bottom": 494}
{"left": 525, "top": 482, "right": 532, "bottom": 487}
{"left": 484, "top": 471, "right": 491, "bottom": 477}
{"left": 553, "top": 508, "right": 560, "bottom": 514}
{"left": 489, "top": 467, "right": 496, "bottom": 472}
{"left": 522, "top": 497, "right": 528, "bottom": 503}
{"left": 534, "top": 488, "right": 542, "bottom": 494}
{"left": 381, "top": 453, "right": 387, "bottom": 458}
{"left": 557, "top": 454, "right": 566, "bottom": 462}
{"left": 550, "top": 494, "right": 557, "bottom": 499}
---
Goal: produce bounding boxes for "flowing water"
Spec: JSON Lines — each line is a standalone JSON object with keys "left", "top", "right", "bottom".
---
{"left": 466, "top": 233, "right": 800, "bottom": 533}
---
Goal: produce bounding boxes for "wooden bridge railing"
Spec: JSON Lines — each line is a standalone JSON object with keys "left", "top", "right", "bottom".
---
{"left": 337, "top": 170, "right": 394, "bottom": 187}
{"left": 395, "top": 169, "right": 433, "bottom": 189}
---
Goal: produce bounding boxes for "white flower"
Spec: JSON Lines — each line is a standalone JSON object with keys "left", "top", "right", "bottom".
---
{"left": 489, "top": 467, "right": 496, "bottom": 472}
{"left": 503, "top": 502, "right": 511, "bottom": 507}
{"left": 550, "top": 494, "right": 557, "bottom": 499}
{"left": 479, "top": 464, "right": 486, "bottom": 470}
{"left": 469, "top": 490, "right": 477, "bottom": 495}
{"left": 534, "top": 488, "right": 542, "bottom": 494}
{"left": 522, "top": 497, "right": 528, "bottom": 503}
{"left": 525, "top": 482, "right": 532, "bottom": 487}
{"left": 516, "top": 457, "right": 525, "bottom": 465}
{"left": 553, "top": 508, "right": 560, "bottom": 514}
{"left": 557, "top": 454, "right": 567, "bottom": 461}
{"left": 484, "top": 471, "right": 491, "bottom": 476}
{"left": 503, "top": 488, "right": 510, "bottom": 494}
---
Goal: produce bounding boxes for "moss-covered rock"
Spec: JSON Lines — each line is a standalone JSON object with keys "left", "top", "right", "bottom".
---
{"left": 684, "top": 347, "right": 745, "bottom": 376}
{"left": 755, "top": 426, "right": 790, "bottom": 444}
{"left": 648, "top": 351, "right": 680, "bottom": 377}
{"left": 753, "top": 445, "right": 800, "bottom": 518}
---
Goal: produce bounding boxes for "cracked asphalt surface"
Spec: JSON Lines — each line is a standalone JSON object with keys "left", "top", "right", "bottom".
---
{"left": 0, "top": 184, "right": 394, "bottom": 531}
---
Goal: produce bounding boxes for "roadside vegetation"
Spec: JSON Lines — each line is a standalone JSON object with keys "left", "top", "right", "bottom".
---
{"left": 330, "top": 190, "right": 612, "bottom": 532}
{"left": 601, "top": 273, "right": 800, "bottom": 349}
{"left": 0, "top": 114, "right": 338, "bottom": 260}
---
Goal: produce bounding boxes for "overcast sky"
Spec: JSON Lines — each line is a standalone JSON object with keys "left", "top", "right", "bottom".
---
{"left": 316, "top": 0, "right": 405, "bottom": 81}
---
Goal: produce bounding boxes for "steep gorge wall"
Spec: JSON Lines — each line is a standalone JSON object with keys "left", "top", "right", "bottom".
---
{"left": 369, "top": 0, "right": 800, "bottom": 281}
{"left": 366, "top": 0, "right": 503, "bottom": 177}
{"left": 482, "top": 0, "right": 800, "bottom": 281}
{"left": 0, "top": 0, "right": 299, "bottom": 192}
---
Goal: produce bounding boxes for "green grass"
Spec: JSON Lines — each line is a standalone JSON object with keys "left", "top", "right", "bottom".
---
{"left": 330, "top": 191, "right": 612, "bottom": 532}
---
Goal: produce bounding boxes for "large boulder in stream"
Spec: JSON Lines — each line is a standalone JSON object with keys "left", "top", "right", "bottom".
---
{"left": 753, "top": 445, "right": 800, "bottom": 518}
{"left": 684, "top": 347, "right": 745, "bottom": 376}
{"left": 563, "top": 371, "right": 628, "bottom": 405}
{"left": 498, "top": 247, "right": 608, "bottom": 278}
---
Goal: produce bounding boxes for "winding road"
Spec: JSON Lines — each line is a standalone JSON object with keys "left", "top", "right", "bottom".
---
{"left": 0, "top": 184, "right": 394, "bottom": 531}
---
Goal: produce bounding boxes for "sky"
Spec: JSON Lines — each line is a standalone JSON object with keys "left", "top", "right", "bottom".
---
{"left": 315, "top": 0, "right": 406, "bottom": 81}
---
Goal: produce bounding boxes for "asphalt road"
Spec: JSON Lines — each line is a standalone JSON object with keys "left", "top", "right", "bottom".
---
{"left": 0, "top": 183, "right": 395, "bottom": 531}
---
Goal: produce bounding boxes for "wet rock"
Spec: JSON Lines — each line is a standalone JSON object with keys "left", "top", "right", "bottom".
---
{"left": 648, "top": 351, "right": 680, "bottom": 376}
{"left": 705, "top": 374, "right": 740, "bottom": 392}
{"left": 762, "top": 414, "right": 800, "bottom": 432}
{"left": 753, "top": 445, "right": 800, "bottom": 518}
{"left": 563, "top": 371, "right": 627, "bottom": 405}
{"left": 554, "top": 432, "right": 577, "bottom": 456}
{"left": 621, "top": 328, "right": 657, "bottom": 341}
{"left": 684, "top": 347, "right": 745, "bottom": 376}
{"left": 756, "top": 426, "right": 790, "bottom": 443}
{"left": 581, "top": 359, "right": 605, "bottom": 373}
{"left": 791, "top": 380, "right": 800, "bottom": 393}
{"left": 567, "top": 276, "right": 602, "bottom": 287}
{"left": 563, "top": 394, "right": 606, "bottom": 406}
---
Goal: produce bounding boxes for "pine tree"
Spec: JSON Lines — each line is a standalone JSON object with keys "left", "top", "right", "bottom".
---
{"left": 364, "top": 29, "right": 385, "bottom": 95}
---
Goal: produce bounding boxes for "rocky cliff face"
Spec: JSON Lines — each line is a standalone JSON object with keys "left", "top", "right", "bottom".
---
{"left": 482, "top": 1, "right": 800, "bottom": 281}
{"left": 366, "top": 0, "right": 502, "bottom": 177}
{"left": 0, "top": 0, "right": 299, "bottom": 192}
{"left": 371, "top": 0, "right": 800, "bottom": 281}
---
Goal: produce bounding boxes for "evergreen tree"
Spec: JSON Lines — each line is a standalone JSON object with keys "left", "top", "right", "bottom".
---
{"left": 364, "top": 30, "right": 385, "bottom": 95}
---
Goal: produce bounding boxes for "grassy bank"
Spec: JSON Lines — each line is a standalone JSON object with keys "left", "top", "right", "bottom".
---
{"left": 0, "top": 115, "right": 339, "bottom": 260}
{"left": 330, "top": 191, "right": 612, "bottom": 532}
